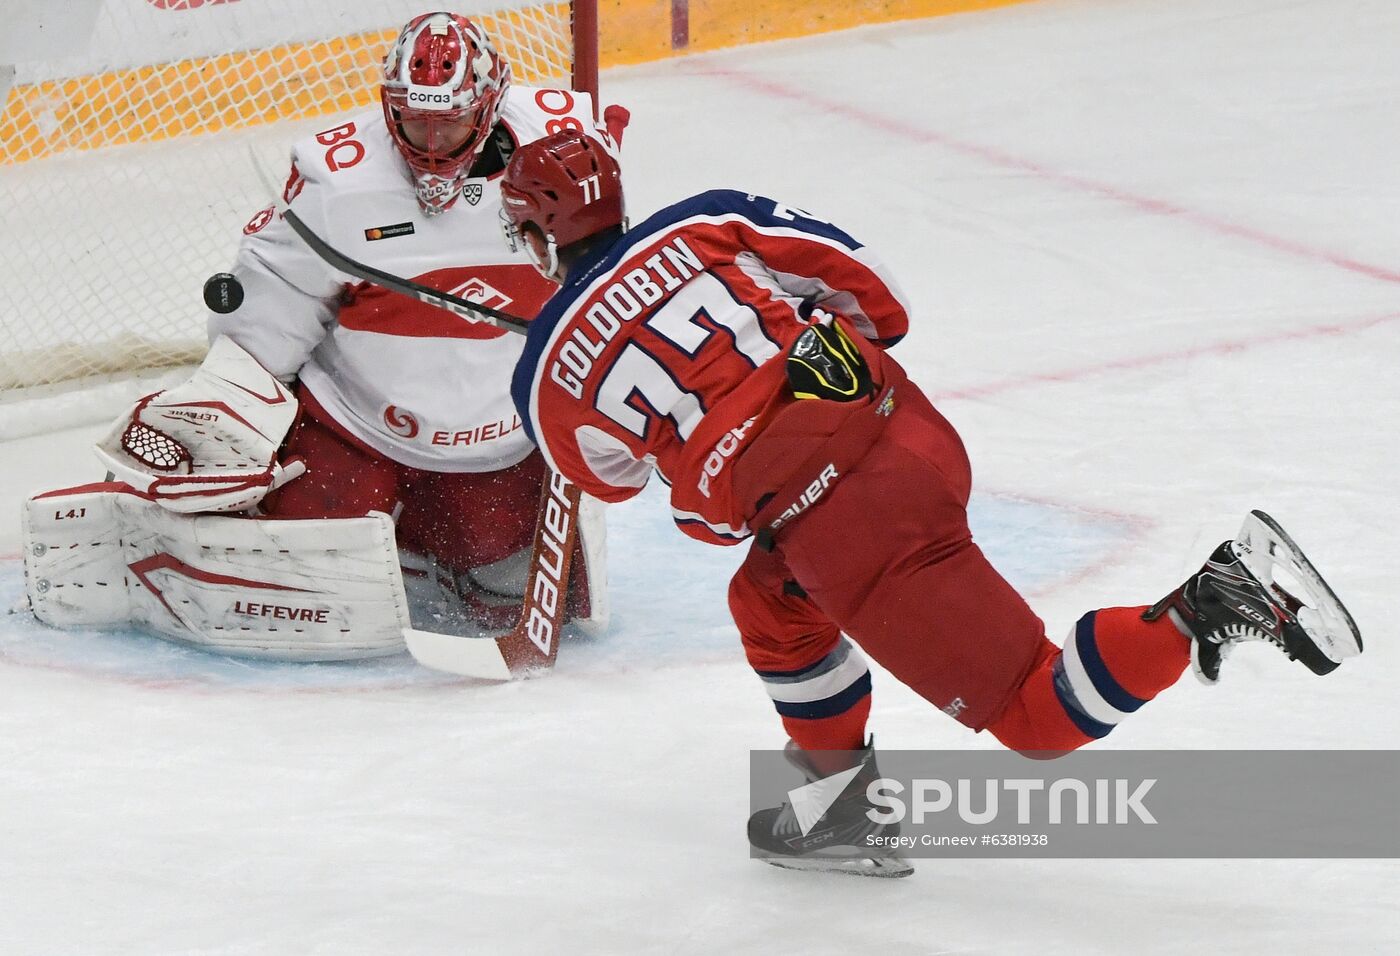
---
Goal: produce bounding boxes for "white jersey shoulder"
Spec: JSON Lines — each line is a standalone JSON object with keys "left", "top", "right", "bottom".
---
{"left": 286, "top": 108, "right": 407, "bottom": 200}
{"left": 211, "top": 96, "right": 608, "bottom": 474}
{"left": 498, "top": 86, "right": 601, "bottom": 148}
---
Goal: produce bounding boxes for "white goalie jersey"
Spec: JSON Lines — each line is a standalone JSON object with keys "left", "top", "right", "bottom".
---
{"left": 212, "top": 86, "right": 607, "bottom": 473}
{"left": 19, "top": 89, "right": 616, "bottom": 669}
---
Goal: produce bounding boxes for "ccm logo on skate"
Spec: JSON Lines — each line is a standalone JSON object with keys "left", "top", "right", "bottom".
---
{"left": 1235, "top": 602, "right": 1276, "bottom": 628}
{"left": 769, "top": 464, "right": 839, "bottom": 532}
{"left": 232, "top": 600, "right": 330, "bottom": 624}
{"left": 697, "top": 416, "right": 757, "bottom": 499}
{"left": 525, "top": 473, "right": 573, "bottom": 656}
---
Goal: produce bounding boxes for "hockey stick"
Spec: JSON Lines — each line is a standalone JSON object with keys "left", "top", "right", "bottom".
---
{"left": 280, "top": 206, "right": 530, "bottom": 335}
{"left": 405, "top": 473, "right": 583, "bottom": 679}
{"left": 248, "top": 147, "right": 530, "bottom": 335}
{"left": 249, "top": 152, "right": 585, "bottom": 679}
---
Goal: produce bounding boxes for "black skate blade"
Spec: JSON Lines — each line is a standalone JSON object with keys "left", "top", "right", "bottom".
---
{"left": 757, "top": 853, "right": 914, "bottom": 879}
{"left": 1235, "top": 511, "right": 1363, "bottom": 669}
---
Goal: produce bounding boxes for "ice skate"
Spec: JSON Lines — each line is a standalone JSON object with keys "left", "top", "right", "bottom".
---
{"left": 748, "top": 739, "right": 913, "bottom": 878}
{"left": 1144, "top": 510, "right": 1363, "bottom": 685}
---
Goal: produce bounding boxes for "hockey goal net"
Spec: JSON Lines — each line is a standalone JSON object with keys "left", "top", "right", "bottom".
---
{"left": 0, "top": 0, "right": 596, "bottom": 393}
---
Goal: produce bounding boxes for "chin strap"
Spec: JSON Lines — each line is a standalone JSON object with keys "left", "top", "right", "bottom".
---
{"left": 526, "top": 232, "right": 561, "bottom": 281}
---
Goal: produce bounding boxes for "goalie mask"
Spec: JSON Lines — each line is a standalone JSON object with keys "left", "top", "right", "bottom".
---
{"left": 381, "top": 12, "right": 511, "bottom": 216}
{"left": 499, "top": 130, "right": 624, "bottom": 281}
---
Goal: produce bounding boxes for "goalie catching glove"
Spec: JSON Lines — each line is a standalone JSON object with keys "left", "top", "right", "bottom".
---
{"left": 95, "top": 336, "right": 305, "bottom": 513}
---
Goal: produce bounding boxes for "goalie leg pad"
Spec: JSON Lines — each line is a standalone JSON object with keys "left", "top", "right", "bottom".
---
{"left": 24, "top": 483, "right": 411, "bottom": 661}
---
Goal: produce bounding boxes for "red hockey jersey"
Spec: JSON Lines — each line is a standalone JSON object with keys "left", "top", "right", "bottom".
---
{"left": 512, "top": 191, "right": 911, "bottom": 544}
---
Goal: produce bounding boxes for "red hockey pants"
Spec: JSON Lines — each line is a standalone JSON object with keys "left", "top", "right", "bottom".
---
{"left": 727, "top": 349, "right": 1189, "bottom": 754}
{"left": 262, "top": 387, "right": 546, "bottom": 576}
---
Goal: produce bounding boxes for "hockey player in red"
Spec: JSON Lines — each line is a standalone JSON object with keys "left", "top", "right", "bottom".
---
{"left": 499, "top": 132, "right": 1364, "bottom": 876}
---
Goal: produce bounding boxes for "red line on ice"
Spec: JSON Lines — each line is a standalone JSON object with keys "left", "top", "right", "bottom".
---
{"left": 692, "top": 66, "right": 1400, "bottom": 399}
{"left": 698, "top": 67, "right": 1400, "bottom": 287}
{"left": 929, "top": 310, "right": 1400, "bottom": 402}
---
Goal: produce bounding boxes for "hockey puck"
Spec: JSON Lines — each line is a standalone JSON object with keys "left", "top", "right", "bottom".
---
{"left": 203, "top": 272, "right": 244, "bottom": 313}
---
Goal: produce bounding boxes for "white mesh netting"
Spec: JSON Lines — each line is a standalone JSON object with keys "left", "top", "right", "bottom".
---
{"left": 122, "top": 417, "right": 190, "bottom": 472}
{"left": 0, "top": 0, "right": 578, "bottom": 391}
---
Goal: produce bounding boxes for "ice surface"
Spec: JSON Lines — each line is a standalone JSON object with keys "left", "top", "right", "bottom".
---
{"left": 1, "top": 0, "right": 1397, "bottom": 952}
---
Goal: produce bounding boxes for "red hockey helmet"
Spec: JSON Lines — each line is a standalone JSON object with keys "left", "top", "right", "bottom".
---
{"left": 381, "top": 12, "right": 511, "bottom": 215}
{"left": 500, "top": 130, "right": 624, "bottom": 280}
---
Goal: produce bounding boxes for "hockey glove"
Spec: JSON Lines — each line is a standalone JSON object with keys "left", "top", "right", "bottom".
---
{"left": 95, "top": 337, "right": 305, "bottom": 513}
{"left": 785, "top": 315, "right": 874, "bottom": 402}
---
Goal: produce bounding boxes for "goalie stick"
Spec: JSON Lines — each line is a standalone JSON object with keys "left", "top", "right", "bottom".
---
{"left": 249, "top": 152, "right": 583, "bottom": 680}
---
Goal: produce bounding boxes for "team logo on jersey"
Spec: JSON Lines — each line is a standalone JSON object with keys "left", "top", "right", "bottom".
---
{"left": 383, "top": 405, "right": 420, "bottom": 439}
{"left": 365, "top": 222, "right": 416, "bottom": 241}
{"left": 448, "top": 277, "right": 514, "bottom": 311}
{"left": 242, "top": 206, "right": 275, "bottom": 235}
{"left": 461, "top": 182, "right": 484, "bottom": 206}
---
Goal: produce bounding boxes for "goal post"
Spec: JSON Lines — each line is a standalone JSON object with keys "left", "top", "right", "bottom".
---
{"left": 0, "top": 0, "right": 598, "bottom": 394}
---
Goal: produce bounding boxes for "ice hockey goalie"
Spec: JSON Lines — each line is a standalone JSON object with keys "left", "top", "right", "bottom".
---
{"left": 20, "top": 13, "right": 612, "bottom": 663}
